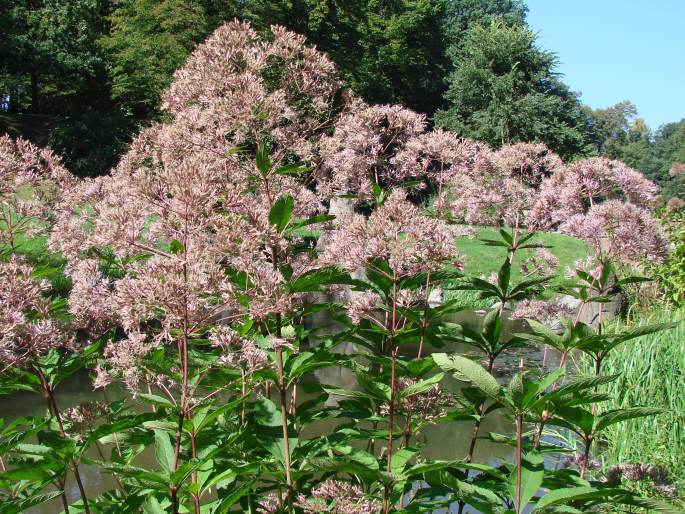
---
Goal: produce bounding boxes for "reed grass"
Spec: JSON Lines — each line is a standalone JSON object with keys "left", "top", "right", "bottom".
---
{"left": 577, "top": 308, "right": 685, "bottom": 506}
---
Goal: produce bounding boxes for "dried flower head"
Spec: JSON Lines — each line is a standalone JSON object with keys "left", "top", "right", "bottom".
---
{"left": 510, "top": 299, "right": 574, "bottom": 325}
{"left": 346, "top": 291, "right": 382, "bottom": 325}
{"left": 669, "top": 162, "right": 685, "bottom": 177}
{"left": 381, "top": 377, "right": 453, "bottom": 426}
{"left": 210, "top": 326, "right": 270, "bottom": 373}
{"left": 605, "top": 463, "right": 673, "bottom": 489}
{"left": 64, "top": 402, "right": 108, "bottom": 436}
{"left": 520, "top": 248, "right": 559, "bottom": 277}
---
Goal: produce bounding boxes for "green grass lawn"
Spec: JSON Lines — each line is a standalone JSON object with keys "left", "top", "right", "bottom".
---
{"left": 446, "top": 227, "right": 590, "bottom": 309}
{"left": 455, "top": 226, "right": 589, "bottom": 279}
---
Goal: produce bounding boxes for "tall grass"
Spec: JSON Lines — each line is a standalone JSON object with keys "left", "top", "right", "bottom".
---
{"left": 578, "top": 308, "right": 685, "bottom": 505}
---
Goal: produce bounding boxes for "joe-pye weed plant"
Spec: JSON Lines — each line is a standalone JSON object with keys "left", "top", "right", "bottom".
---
{"left": 0, "top": 21, "right": 680, "bottom": 514}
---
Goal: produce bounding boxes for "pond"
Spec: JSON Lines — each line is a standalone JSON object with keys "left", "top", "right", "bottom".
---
{"left": 0, "top": 310, "right": 564, "bottom": 514}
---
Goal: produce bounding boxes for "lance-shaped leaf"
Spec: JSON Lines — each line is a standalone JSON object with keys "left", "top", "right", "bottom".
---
{"left": 253, "top": 396, "right": 297, "bottom": 466}
{"left": 154, "top": 429, "right": 174, "bottom": 474}
{"left": 508, "top": 451, "right": 544, "bottom": 513}
{"left": 594, "top": 407, "right": 667, "bottom": 432}
{"left": 268, "top": 195, "right": 294, "bottom": 233}
{"left": 399, "top": 373, "right": 444, "bottom": 399}
{"left": 255, "top": 140, "right": 272, "bottom": 176}
{"left": 433, "top": 354, "right": 500, "bottom": 399}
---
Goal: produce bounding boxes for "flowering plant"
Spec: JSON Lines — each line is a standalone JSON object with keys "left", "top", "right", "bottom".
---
{"left": 0, "top": 21, "right": 679, "bottom": 514}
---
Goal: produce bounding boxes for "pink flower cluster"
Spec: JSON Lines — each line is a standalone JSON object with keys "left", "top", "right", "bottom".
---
{"left": 560, "top": 200, "right": 668, "bottom": 265}
{"left": 529, "top": 157, "right": 657, "bottom": 230}
{"left": 48, "top": 22, "right": 346, "bottom": 390}
{"left": 295, "top": 480, "right": 381, "bottom": 514}
{"left": 318, "top": 189, "right": 462, "bottom": 276}
{"left": 0, "top": 257, "right": 73, "bottom": 368}
{"left": 318, "top": 102, "right": 427, "bottom": 198}
{"left": 443, "top": 142, "right": 561, "bottom": 227}
{"left": 0, "top": 135, "right": 74, "bottom": 247}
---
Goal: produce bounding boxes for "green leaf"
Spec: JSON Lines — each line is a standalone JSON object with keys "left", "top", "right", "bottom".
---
{"left": 169, "top": 239, "right": 184, "bottom": 254}
{"left": 286, "top": 266, "right": 353, "bottom": 293}
{"left": 499, "top": 228, "right": 514, "bottom": 245}
{"left": 310, "top": 455, "right": 380, "bottom": 479}
{"left": 433, "top": 353, "right": 500, "bottom": 399}
{"left": 399, "top": 373, "right": 444, "bottom": 399}
{"left": 290, "top": 213, "right": 335, "bottom": 230}
{"left": 268, "top": 195, "right": 294, "bottom": 233}
{"left": 509, "top": 451, "right": 544, "bottom": 513}
{"left": 391, "top": 447, "right": 417, "bottom": 473}
{"left": 0, "top": 492, "right": 64, "bottom": 514}
{"left": 154, "top": 429, "right": 174, "bottom": 474}
{"left": 498, "top": 257, "right": 511, "bottom": 292}
{"left": 212, "top": 482, "right": 254, "bottom": 513}
{"left": 533, "top": 487, "right": 621, "bottom": 511}
{"left": 595, "top": 407, "right": 666, "bottom": 433}
{"left": 255, "top": 141, "right": 272, "bottom": 176}
{"left": 142, "top": 496, "right": 166, "bottom": 514}
{"left": 139, "top": 393, "right": 176, "bottom": 408}
{"left": 253, "top": 396, "right": 297, "bottom": 465}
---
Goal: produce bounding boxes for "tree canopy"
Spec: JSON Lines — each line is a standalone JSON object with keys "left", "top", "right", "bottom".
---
{"left": 435, "top": 21, "right": 588, "bottom": 159}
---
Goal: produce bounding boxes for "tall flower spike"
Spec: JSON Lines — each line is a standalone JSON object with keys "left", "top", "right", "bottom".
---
{"left": 49, "top": 21, "right": 346, "bottom": 391}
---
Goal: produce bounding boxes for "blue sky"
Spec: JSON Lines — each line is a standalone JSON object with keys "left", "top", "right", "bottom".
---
{"left": 525, "top": 0, "right": 685, "bottom": 129}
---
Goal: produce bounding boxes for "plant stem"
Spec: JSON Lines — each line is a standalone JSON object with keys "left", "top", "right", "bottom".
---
{"left": 57, "top": 476, "right": 71, "bottom": 514}
{"left": 515, "top": 412, "right": 523, "bottom": 514}
{"left": 580, "top": 436, "right": 592, "bottom": 479}
{"left": 271, "top": 237, "right": 294, "bottom": 514}
{"left": 402, "top": 271, "right": 433, "bottom": 448}
{"left": 534, "top": 350, "right": 568, "bottom": 450}
{"left": 276, "top": 347, "right": 294, "bottom": 514}
{"left": 383, "top": 273, "right": 399, "bottom": 514}
{"left": 457, "top": 354, "right": 496, "bottom": 514}
{"left": 384, "top": 346, "right": 398, "bottom": 514}
{"left": 34, "top": 365, "right": 90, "bottom": 514}
{"left": 171, "top": 234, "right": 192, "bottom": 514}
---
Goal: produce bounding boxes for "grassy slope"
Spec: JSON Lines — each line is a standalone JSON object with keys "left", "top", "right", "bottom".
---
{"left": 446, "top": 227, "right": 589, "bottom": 309}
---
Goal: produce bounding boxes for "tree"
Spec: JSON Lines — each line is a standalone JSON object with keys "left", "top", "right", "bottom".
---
{"left": 242, "top": 0, "right": 449, "bottom": 116}
{"left": 635, "top": 120, "right": 685, "bottom": 199}
{"left": 442, "top": 0, "right": 527, "bottom": 58}
{"left": 584, "top": 100, "right": 640, "bottom": 157}
{"left": 435, "top": 21, "right": 588, "bottom": 159}
{"left": 0, "top": 0, "right": 109, "bottom": 114}
{"left": 98, "top": 0, "right": 215, "bottom": 119}
{"left": 585, "top": 101, "right": 685, "bottom": 199}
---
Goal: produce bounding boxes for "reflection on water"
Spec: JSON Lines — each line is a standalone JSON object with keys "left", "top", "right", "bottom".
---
{"left": 0, "top": 310, "right": 549, "bottom": 513}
